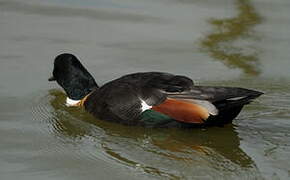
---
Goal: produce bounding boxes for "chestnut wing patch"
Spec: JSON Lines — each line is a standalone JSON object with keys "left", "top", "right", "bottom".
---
{"left": 151, "top": 98, "right": 217, "bottom": 124}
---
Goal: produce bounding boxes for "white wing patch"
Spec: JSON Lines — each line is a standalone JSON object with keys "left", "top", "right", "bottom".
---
{"left": 185, "top": 99, "right": 219, "bottom": 116}
{"left": 66, "top": 97, "right": 81, "bottom": 106}
{"left": 226, "top": 96, "right": 246, "bottom": 101}
{"left": 140, "top": 99, "right": 152, "bottom": 112}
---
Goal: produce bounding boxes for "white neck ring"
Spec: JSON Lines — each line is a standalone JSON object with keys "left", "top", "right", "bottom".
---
{"left": 66, "top": 97, "right": 81, "bottom": 106}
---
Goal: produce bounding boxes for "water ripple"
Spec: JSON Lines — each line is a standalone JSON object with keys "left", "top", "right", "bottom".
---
{"left": 0, "top": 1, "right": 163, "bottom": 23}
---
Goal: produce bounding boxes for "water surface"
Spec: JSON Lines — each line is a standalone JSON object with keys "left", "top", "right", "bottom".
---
{"left": 1, "top": 0, "right": 290, "bottom": 179}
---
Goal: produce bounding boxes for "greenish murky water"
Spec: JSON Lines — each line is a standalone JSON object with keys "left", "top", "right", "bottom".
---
{"left": 1, "top": 0, "right": 290, "bottom": 179}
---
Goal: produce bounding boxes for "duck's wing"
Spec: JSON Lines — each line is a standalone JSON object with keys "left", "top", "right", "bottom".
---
{"left": 141, "top": 78, "right": 220, "bottom": 124}
{"left": 85, "top": 76, "right": 206, "bottom": 125}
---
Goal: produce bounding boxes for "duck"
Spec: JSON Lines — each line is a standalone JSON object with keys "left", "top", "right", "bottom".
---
{"left": 48, "top": 53, "right": 263, "bottom": 128}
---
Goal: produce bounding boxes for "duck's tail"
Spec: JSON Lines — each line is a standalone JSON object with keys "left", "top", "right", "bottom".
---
{"left": 202, "top": 87, "right": 263, "bottom": 126}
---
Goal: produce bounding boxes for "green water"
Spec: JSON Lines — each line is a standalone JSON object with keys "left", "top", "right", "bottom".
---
{"left": 1, "top": 0, "right": 290, "bottom": 179}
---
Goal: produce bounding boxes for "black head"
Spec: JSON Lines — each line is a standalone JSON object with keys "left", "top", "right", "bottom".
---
{"left": 49, "top": 53, "right": 98, "bottom": 100}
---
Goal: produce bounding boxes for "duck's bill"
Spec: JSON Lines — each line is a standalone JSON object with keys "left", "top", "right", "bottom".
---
{"left": 48, "top": 76, "right": 56, "bottom": 81}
